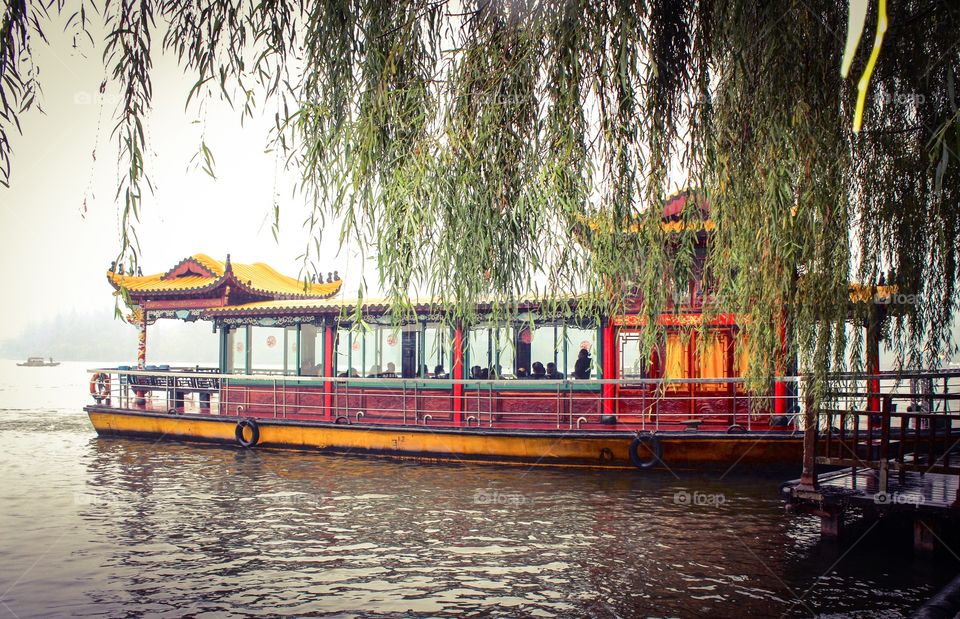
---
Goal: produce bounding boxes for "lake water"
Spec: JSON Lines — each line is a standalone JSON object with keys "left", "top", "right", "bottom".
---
{"left": 0, "top": 360, "right": 955, "bottom": 617}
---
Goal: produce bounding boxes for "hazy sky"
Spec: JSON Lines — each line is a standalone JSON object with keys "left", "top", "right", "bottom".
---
{"left": 0, "top": 16, "right": 363, "bottom": 341}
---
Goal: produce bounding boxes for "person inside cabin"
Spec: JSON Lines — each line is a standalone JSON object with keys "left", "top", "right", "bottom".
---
{"left": 471, "top": 365, "right": 483, "bottom": 379}
{"left": 480, "top": 367, "right": 490, "bottom": 380}
{"left": 350, "top": 367, "right": 360, "bottom": 377}
{"left": 531, "top": 362, "right": 546, "bottom": 379}
{"left": 574, "top": 348, "right": 592, "bottom": 379}
{"left": 384, "top": 362, "right": 397, "bottom": 377}
{"left": 368, "top": 364, "right": 381, "bottom": 377}
{"left": 516, "top": 366, "right": 528, "bottom": 379}
{"left": 546, "top": 362, "right": 564, "bottom": 379}
{"left": 434, "top": 364, "right": 448, "bottom": 379}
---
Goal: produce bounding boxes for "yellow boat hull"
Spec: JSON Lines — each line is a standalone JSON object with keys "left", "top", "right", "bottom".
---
{"left": 86, "top": 407, "right": 803, "bottom": 470}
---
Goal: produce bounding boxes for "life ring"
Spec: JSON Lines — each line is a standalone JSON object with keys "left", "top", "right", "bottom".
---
{"left": 89, "top": 372, "right": 111, "bottom": 405}
{"left": 235, "top": 419, "right": 260, "bottom": 448}
{"left": 629, "top": 434, "right": 662, "bottom": 469}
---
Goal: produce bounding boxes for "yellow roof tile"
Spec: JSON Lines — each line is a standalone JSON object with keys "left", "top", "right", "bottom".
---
{"left": 108, "top": 254, "right": 342, "bottom": 298}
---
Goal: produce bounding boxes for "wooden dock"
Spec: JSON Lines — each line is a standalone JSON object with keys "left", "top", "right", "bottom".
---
{"left": 782, "top": 371, "right": 960, "bottom": 553}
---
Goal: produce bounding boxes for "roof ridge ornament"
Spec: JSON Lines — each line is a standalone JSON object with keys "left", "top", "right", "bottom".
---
{"left": 224, "top": 253, "right": 232, "bottom": 273}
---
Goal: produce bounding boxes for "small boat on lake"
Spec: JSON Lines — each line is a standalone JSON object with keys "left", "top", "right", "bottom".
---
{"left": 18, "top": 356, "right": 60, "bottom": 367}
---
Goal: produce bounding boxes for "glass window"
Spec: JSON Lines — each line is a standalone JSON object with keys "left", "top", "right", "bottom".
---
{"left": 362, "top": 327, "right": 379, "bottom": 376}
{"left": 336, "top": 328, "right": 357, "bottom": 377}
{"left": 399, "top": 326, "right": 419, "bottom": 378}
{"left": 493, "top": 325, "right": 513, "bottom": 378}
{"left": 300, "top": 325, "right": 324, "bottom": 376}
{"left": 352, "top": 325, "right": 410, "bottom": 377}
{"left": 284, "top": 327, "right": 299, "bottom": 375}
{"left": 664, "top": 331, "right": 690, "bottom": 390}
{"left": 734, "top": 331, "right": 749, "bottom": 378}
{"left": 468, "top": 327, "right": 490, "bottom": 375}
{"left": 465, "top": 324, "right": 516, "bottom": 378}
{"left": 228, "top": 326, "right": 247, "bottom": 374}
{"left": 424, "top": 324, "right": 451, "bottom": 377}
{"left": 697, "top": 332, "right": 728, "bottom": 391}
{"left": 250, "top": 326, "right": 285, "bottom": 374}
{"left": 378, "top": 327, "right": 403, "bottom": 377}
{"left": 564, "top": 325, "right": 597, "bottom": 379}
{"left": 529, "top": 324, "right": 557, "bottom": 375}
{"left": 619, "top": 330, "right": 647, "bottom": 379}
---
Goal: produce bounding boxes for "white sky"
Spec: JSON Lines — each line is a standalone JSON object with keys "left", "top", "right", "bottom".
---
{"left": 0, "top": 21, "right": 365, "bottom": 341}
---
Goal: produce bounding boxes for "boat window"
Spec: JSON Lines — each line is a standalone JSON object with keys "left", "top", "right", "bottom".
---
{"left": 563, "top": 325, "right": 598, "bottom": 379}
{"left": 466, "top": 324, "right": 514, "bottom": 377}
{"left": 664, "top": 331, "right": 690, "bottom": 390}
{"left": 734, "top": 331, "right": 749, "bottom": 378}
{"left": 250, "top": 326, "right": 286, "bottom": 374}
{"left": 284, "top": 326, "right": 299, "bottom": 375}
{"left": 349, "top": 324, "right": 413, "bottom": 377}
{"left": 299, "top": 325, "right": 324, "bottom": 376}
{"left": 423, "top": 324, "right": 451, "bottom": 377}
{"left": 335, "top": 328, "right": 356, "bottom": 377}
{"left": 697, "top": 331, "right": 729, "bottom": 390}
{"left": 468, "top": 327, "right": 491, "bottom": 373}
{"left": 529, "top": 324, "right": 558, "bottom": 370}
{"left": 493, "top": 326, "right": 513, "bottom": 378}
{"left": 399, "top": 327, "right": 420, "bottom": 378}
{"left": 619, "top": 330, "right": 648, "bottom": 379}
{"left": 226, "top": 326, "right": 248, "bottom": 374}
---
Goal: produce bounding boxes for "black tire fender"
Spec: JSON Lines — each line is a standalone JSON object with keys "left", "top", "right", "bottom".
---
{"left": 629, "top": 433, "right": 662, "bottom": 469}
{"left": 235, "top": 418, "right": 260, "bottom": 448}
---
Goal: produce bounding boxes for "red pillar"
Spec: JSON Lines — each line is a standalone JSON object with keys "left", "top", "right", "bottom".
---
{"left": 452, "top": 322, "right": 464, "bottom": 425}
{"left": 866, "top": 313, "right": 881, "bottom": 413}
{"left": 602, "top": 319, "right": 616, "bottom": 416}
{"left": 774, "top": 312, "right": 788, "bottom": 417}
{"left": 323, "top": 323, "right": 335, "bottom": 420}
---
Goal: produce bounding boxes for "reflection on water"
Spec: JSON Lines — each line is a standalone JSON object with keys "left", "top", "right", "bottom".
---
{"left": 0, "top": 360, "right": 955, "bottom": 617}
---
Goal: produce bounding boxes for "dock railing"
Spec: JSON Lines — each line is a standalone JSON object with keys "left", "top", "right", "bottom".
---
{"left": 797, "top": 369, "right": 960, "bottom": 493}
{"left": 86, "top": 367, "right": 805, "bottom": 433}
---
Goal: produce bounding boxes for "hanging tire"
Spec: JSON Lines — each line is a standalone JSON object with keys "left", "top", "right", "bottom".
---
{"left": 235, "top": 419, "right": 260, "bottom": 448}
{"left": 629, "top": 434, "right": 662, "bottom": 469}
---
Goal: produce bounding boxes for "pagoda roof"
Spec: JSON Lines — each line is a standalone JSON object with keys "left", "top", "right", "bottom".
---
{"left": 108, "top": 253, "right": 342, "bottom": 300}
{"left": 582, "top": 189, "right": 713, "bottom": 235}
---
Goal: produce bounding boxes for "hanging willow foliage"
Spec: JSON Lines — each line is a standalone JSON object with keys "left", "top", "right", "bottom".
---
{"left": 2, "top": 0, "right": 959, "bottom": 386}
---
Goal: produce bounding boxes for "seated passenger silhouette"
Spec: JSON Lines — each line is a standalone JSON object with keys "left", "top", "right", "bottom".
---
{"left": 546, "top": 362, "right": 564, "bottom": 379}
{"left": 531, "top": 362, "right": 546, "bottom": 379}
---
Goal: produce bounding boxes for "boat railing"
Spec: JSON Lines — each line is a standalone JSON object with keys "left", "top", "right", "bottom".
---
{"left": 86, "top": 367, "right": 960, "bottom": 433}
{"left": 85, "top": 367, "right": 790, "bottom": 431}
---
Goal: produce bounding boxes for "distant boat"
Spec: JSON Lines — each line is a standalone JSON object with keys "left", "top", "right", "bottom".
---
{"left": 17, "top": 356, "right": 60, "bottom": 367}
